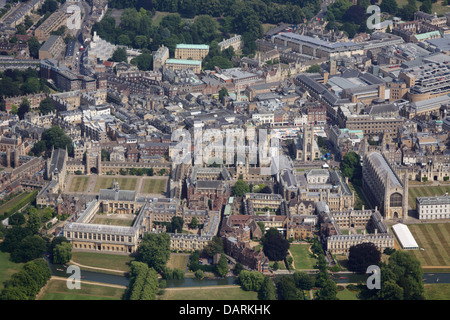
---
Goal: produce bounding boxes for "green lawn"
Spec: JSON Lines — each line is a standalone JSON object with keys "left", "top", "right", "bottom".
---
{"left": 336, "top": 287, "right": 359, "bottom": 300}
{"left": 90, "top": 216, "right": 135, "bottom": 227}
{"left": 348, "top": 182, "right": 371, "bottom": 210}
{"left": 93, "top": 177, "right": 137, "bottom": 192}
{"left": 69, "top": 177, "right": 89, "bottom": 193}
{"left": 159, "top": 286, "right": 258, "bottom": 300}
{"left": 0, "top": 252, "right": 24, "bottom": 290}
{"left": 424, "top": 284, "right": 450, "bottom": 300}
{"left": 141, "top": 178, "right": 167, "bottom": 194}
{"left": 39, "top": 279, "right": 125, "bottom": 300}
{"left": 289, "top": 244, "right": 317, "bottom": 270}
{"left": 166, "top": 254, "right": 189, "bottom": 270}
{"left": 408, "top": 186, "right": 450, "bottom": 210}
{"left": 71, "top": 252, "right": 133, "bottom": 272}
{"left": 408, "top": 223, "right": 450, "bottom": 267}
{"left": 0, "top": 192, "right": 31, "bottom": 216}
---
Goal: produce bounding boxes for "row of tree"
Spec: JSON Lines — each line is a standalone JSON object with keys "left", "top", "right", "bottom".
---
{"left": 125, "top": 261, "right": 160, "bottom": 300}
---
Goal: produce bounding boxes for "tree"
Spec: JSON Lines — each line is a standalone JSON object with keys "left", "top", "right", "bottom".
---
{"left": 215, "top": 254, "right": 229, "bottom": 277}
{"left": 170, "top": 216, "right": 184, "bottom": 234}
{"left": 263, "top": 229, "right": 290, "bottom": 262}
{"left": 34, "top": 125, "right": 74, "bottom": 157}
{"left": 203, "top": 236, "right": 223, "bottom": 258}
{"left": 380, "top": 0, "right": 398, "bottom": 14}
{"left": 420, "top": 0, "right": 432, "bottom": 13}
{"left": 9, "top": 213, "right": 26, "bottom": 226}
{"left": 306, "top": 64, "right": 321, "bottom": 73}
{"left": 218, "top": 87, "right": 229, "bottom": 104}
{"left": 195, "top": 269, "right": 204, "bottom": 279}
{"left": 26, "top": 209, "right": 41, "bottom": 234}
{"left": 377, "top": 279, "right": 404, "bottom": 300}
{"left": 17, "top": 99, "right": 30, "bottom": 120}
{"left": 277, "top": 276, "right": 302, "bottom": 300}
{"left": 340, "top": 151, "right": 362, "bottom": 185}
{"left": 258, "top": 276, "right": 277, "bottom": 300}
{"left": 189, "top": 216, "right": 198, "bottom": 229}
{"left": 233, "top": 262, "right": 244, "bottom": 276}
{"left": 53, "top": 242, "right": 72, "bottom": 264}
{"left": 112, "top": 47, "right": 127, "bottom": 62}
{"left": 232, "top": 179, "right": 250, "bottom": 197}
{"left": 380, "top": 251, "right": 424, "bottom": 300}
{"left": 135, "top": 233, "right": 171, "bottom": 273}
{"left": 131, "top": 53, "right": 153, "bottom": 70}
{"left": 27, "top": 37, "right": 41, "bottom": 59}
{"left": 347, "top": 242, "right": 381, "bottom": 274}
{"left": 38, "top": 97, "right": 55, "bottom": 115}
{"left": 238, "top": 270, "right": 264, "bottom": 291}
{"left": 316, "top": 279, "right": 338, "bottom": 300}
{"left": 293, "top": 271, "right": 314, "bottom": 290}
{"left": 10, "top": 235, "right": 46, "bottom": 263}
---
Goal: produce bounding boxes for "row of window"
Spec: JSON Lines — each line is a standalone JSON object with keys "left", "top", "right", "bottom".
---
{"left": 67, "top": 232, "right": 132, "bottom": 243}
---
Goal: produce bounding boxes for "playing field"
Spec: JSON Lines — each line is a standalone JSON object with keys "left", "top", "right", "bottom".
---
{"left": 94, "top": 177, "right": 137, "bottom": 192}
{"left": 141, "top": 178, "right": 167, "bottom": 194}
{"left": 69, "top": 177, "right": 89, "bottom": 193}
{"left": 408, "top": 186, "right": 450, "bottom": 210}
{"left": 289, "top": 244, "right": 317, "bottom": 270}
{"left": 408, "top": 223, "right": 450, "bottom": 267}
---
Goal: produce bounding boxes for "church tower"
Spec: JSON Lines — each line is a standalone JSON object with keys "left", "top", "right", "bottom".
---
{"left": 302, "top": 123, "right": 315, "bottom": 162}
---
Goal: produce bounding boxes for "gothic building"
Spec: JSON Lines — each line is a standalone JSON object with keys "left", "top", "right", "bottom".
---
{"left": 362, "top": 151, "right": 408, "bottom": 220}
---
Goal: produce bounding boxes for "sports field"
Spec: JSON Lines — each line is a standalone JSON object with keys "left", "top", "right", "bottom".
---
{"left": 69, "top": 177, "right": 89, "bottom": 193}
{"left": 94, "top": 177, "right": 137, "bottom": 192}
{"left": 408, "top": 223, "right": 450, "bottom": 267}
{"left": 408, "top": 186, "right": 450, "bottom": 210}
{"left": 141, "top": 178, "right": 167, "bottom": 194}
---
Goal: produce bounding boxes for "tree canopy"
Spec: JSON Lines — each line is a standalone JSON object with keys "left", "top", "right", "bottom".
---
{"left": 347, "top": 242, "right": 381, "bottom": 274}
{"left": 135, "top": 233, "right": 171, "bottom": 273}
{"left": 262, "top": 228, "right": 290, "bottom": 262}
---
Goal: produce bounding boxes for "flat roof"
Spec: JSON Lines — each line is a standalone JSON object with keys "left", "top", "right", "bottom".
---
{"left": 392, "top": 223, "right": 419, "bottom": 250}
{"left": 166, "top": 59, "right": 202, "bottom": 65}
{"left": 176, "top": 44, "right": 210, "bottom": 50}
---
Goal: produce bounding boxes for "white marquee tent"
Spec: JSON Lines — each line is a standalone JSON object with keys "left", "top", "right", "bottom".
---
{"left": 392, "top": 223, "right": 419, "bottom": 250}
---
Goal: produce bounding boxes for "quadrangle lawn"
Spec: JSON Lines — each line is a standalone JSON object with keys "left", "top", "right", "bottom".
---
{"left": 289, "top": 244, "right": 317, "bottom": 270}
{"left": 94, "top": 177, "right": 137, "bottom": 192}
{"left": 69, "top": 176, "right": 89, "bottom": 193}
{"left": 141, "top": 178, "right": 167, "bottom": 194}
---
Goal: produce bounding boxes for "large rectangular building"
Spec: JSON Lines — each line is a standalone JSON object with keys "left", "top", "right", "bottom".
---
{"left": 39, "top": 35, "right": 65, "bottom": 60}
{"left": 174, "top": 44, "right": 209, "bottom": 60}
{"left": 416, "top": 194, "right": 450, "bottom": 220}
{"left": 164, "top": 59, "right": 202, "bottom": 74}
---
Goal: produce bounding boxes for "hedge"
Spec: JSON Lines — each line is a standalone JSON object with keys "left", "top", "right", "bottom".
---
{"left": 2, "top": 190, "right": 38, "bottom": 218}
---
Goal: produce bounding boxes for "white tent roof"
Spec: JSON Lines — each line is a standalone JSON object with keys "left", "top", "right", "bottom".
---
{"left": 392, "top": 223, "right": 419, "bottom": 249}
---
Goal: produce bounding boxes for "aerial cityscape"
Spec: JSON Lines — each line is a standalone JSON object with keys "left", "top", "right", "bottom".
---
{"left": 0, "top": 0, "right": 449, "bottom": 306}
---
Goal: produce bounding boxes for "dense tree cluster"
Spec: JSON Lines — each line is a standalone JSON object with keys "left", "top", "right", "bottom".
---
{"left": 135, "top": 233, "right": 171, "bottom": 273}
{"left": 0, "top": 69, "right": 52, "bottom": 100}
{"left": 340, "top": 151, "right": 362, "bottom": 186}
{"left": 31, "top": 125, "right": 74, "bottom": 158}
{"left": 347, "top": 242, "right": 381, "bottom": 274}
{"left": 0, "top": 259, "right": 51, "bottom": 300}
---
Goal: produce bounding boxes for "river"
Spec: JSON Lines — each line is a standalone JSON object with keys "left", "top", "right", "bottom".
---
{"left": 45, "top": 258, "right": 450, "bottom": 288}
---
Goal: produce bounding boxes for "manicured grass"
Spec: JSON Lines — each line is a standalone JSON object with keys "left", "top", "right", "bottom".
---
{"left": 348, "top": 182, "right": 371, "bottom": 210}
{"left": 166, "top": 254, "right": 189, "bottom": 270}
{"left": 69, "top": 177, "right": 89, "bottom": 193}
{"left": 71, "top": 252, "right": 133, "bottom": 272}
{"left": 0, "top": 252, "right": 24, "bottom": 290}
{"left": 141, "top": 178, "right": 167, "bottom": 194}
{"left": 289, "top": 244, "right": 317, "bottom": 270}
{"left": 90, "top": 216, "right": 135, "bottom": 227}
{"left": 0, "top": 192, "right": 31, "bottom": 216}
{"left": 424, "top": 284, "right": 450, "bottom": 300}
{"left": 159, "top": 286, "right": 258, "bottom": 300}
{"left": 336, "top": 287, "right": 359, "bottom": 300}
{"left": 408, "top": 223, "right": 450, "bottom": 267}
{"left": 408, "top": 186, "right": 450, "bottom": 210}
{"left": 39, "top": 279, "right": 125, "bottom": 300}
{"left": 93, "top": 177, "right": 137, "bottom": 192}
